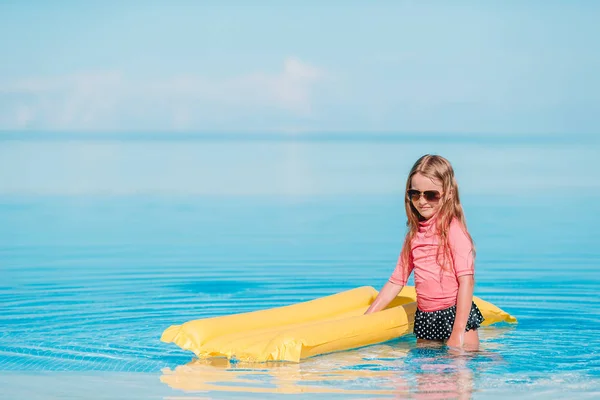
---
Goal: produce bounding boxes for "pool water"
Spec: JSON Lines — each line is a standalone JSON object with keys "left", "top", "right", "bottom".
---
{"left": 1, "top": 136, "right": 599, "bottom": 398}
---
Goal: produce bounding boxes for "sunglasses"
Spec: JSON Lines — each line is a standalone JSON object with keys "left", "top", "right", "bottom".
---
{"left": 406, "top": 189, "right": 442, "bottom": 202}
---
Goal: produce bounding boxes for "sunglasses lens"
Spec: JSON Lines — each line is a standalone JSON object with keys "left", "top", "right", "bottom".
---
{"left": 407, "top": 190, "right": 420, "bottom": 201}
{"left": 424, "top": 191, "right": 441, "bottom": 202}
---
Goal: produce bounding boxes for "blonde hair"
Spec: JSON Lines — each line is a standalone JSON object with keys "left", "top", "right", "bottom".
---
{"left": 400, "top": 154, "right": 475, "bottom": 274}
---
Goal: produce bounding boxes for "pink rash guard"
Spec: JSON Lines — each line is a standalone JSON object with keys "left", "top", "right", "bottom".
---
{"left": 389, "top": 216, "right": 475, "bottom": 312}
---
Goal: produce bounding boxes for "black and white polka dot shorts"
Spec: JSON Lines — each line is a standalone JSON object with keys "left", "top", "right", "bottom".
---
{"left": 413, "top": 302, "right": 484, "bottom": 341}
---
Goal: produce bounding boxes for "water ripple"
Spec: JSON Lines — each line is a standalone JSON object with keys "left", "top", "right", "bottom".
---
{"left": 1, "top": 195, "right": 599, "bottom": 398}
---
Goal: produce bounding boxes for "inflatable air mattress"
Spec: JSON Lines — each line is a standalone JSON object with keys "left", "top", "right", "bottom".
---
{"left": 161, "top": 286, "right": 516, "bottom": 362}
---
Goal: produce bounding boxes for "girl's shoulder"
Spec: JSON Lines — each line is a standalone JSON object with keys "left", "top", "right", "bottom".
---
{"left": 448, "top": 216, "right": 467, "bottom": 230}
{"left": 448, "top": 217, "right": 471, "bottom": 243}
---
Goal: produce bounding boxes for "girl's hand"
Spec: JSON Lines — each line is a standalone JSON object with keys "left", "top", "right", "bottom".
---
{"left": 364, "top": 281, "right": 404, "bottom": 314}
{"left": 446, "top": 332, "right": 464, "bottom": 348}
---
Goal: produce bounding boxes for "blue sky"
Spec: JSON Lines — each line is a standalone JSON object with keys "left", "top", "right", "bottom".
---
{"left": 1, "top": 2, "right": 599, "bottom": 197}
{"left": 1, "top": 1, "right": 599, "bottom": 134}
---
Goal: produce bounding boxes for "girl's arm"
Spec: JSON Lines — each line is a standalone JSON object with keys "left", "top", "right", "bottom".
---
{"left": 364, "top": 281, "right": 404, "bottom": 314}
{"left": 447, "top": 274, "right": 474, "bottom": 347}
{"left": 447, "top": 219, "right": 476, "bottom": 347}
{"left": 367, "top": 243, "right": 412, "bottom": 314}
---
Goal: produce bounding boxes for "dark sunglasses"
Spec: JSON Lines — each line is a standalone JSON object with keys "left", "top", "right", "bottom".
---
{"left": 406, "top": 189, "right": 442, "bottom": 202}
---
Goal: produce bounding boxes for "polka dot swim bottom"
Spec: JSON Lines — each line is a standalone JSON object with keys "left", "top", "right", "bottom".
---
{"left": 414, "top": 301, "right": 485, "bottom": 341}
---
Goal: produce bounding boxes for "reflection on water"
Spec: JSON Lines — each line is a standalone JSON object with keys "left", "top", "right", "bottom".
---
{"left": 161, "top": 326, "right": 515, "bottom": 398}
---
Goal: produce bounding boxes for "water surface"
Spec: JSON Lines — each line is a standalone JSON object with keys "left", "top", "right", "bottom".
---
{"left": 1, "top": 135, "right": 599, "bottom": 398}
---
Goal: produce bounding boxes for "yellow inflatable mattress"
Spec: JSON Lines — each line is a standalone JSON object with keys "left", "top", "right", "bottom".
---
{"left": 160, "top": 286, "right": 517, "bottom": 362}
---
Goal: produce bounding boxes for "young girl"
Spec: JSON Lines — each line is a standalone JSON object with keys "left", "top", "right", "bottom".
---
{"left": 365, "top": 154, "right": 484, "bottom": 349}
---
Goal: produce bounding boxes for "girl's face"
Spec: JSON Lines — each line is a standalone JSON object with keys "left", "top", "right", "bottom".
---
{"left": 409, "top": 173, "right": 445, "bottom": 220}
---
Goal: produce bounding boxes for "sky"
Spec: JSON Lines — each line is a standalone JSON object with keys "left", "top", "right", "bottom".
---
{"left": 1, "top": 0, "right": 599, "bottom": 135}
{"left": 1, "top": 1, "right": 599, "bottom": 197}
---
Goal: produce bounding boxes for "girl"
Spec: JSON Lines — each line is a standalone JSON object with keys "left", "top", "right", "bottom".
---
{"left": 365, "top": 154, "right": 484, "bottom": 349}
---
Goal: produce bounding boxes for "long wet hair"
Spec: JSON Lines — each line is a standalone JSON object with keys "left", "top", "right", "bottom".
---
{"left": 400, "top": 154, "right": 475, "bottom": 274}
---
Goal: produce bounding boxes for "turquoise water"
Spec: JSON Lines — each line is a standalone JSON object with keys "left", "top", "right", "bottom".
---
{"left": 1, "top": 136, "right": 599, "bottom": 398}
